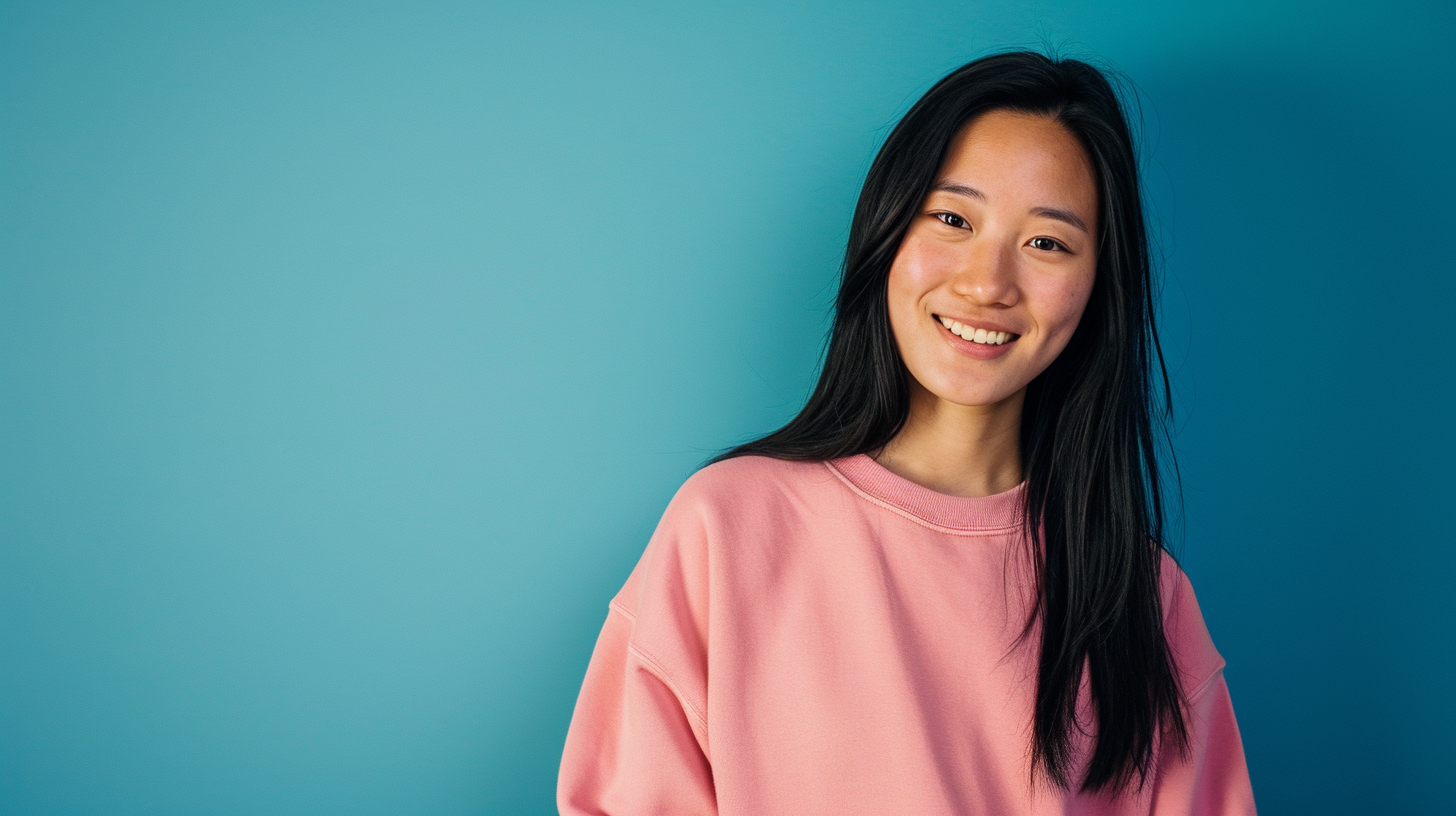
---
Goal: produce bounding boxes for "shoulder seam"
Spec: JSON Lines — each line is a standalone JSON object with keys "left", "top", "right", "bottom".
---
{"left": 608, "top": 599, "right": 709, "bottom": 733}
{"left": 1186, "top": 659, "right": 1229, "bottom": 705}
{"left": 627, "top": 641, "right": 709, "bottom": 731}
{"left": 607, "top": 597, "right": 636, "bottom": 623}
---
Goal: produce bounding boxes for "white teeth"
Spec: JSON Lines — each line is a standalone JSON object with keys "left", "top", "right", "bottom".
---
{"left": 939, "top": 315, "right": 1013, "bottom": 345}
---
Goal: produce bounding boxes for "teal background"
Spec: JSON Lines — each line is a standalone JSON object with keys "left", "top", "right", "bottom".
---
{"left": 3, "top": 2, "right": 1453, "bottom": 813}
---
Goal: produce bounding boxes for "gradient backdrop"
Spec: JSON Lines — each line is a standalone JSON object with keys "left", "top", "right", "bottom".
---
{"left": 3, "top": 2, "right": 1453, "bottom": 814}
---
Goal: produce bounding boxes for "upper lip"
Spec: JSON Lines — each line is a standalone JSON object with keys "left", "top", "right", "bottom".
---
{"left": 933, "top": 313, "right": 1022, "bottom": 338}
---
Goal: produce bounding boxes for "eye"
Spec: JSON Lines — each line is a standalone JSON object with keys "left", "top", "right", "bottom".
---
{"left": 933, "top": 212, "right": 969, "bottom": 230}
{"left": 1029, "top": 236, "right": 1067, "bottom": 252}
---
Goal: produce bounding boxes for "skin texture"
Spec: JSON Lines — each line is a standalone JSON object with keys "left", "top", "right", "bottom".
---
{"left": 870, "top": 109, "right": 1099, "bottom": 498}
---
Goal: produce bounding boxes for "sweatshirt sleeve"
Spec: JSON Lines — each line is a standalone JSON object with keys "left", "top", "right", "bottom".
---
{"left": 557, "top": 476, "right": 718, "bottom": 816}
{"left": 556, "top": 602, "right": 716, "bottom": 816}
{"left": 1146, "top": 669, "right": 1257, "bottom": 815}
{"left": 1148, "top": 557, "right": 1258, "bottom": 815}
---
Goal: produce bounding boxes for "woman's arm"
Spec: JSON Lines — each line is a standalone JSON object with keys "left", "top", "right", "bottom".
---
{"left": 1147, "top": 556, "right": 1258, "bottom": 814}
{"left": 1146, "top": 668, "right": 1257, "bottom": 815}
{"left": 557, "top": 601, "right": 716, "bottom": 815}
{"left": 558, "top": 468, "right": 720, "bottom": 816}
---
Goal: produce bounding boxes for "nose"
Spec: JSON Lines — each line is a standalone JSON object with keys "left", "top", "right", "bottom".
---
{"left": 950, "top": 236, "right": 1019, "bottom": 307}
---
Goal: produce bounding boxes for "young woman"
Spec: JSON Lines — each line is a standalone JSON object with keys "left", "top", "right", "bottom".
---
{"left": 558, "top": 50, "right": 1257, "bottom": 815}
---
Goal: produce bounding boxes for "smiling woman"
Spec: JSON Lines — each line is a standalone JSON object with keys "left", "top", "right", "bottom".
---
{"left": 558, "top": 50, "right": 1257, "bottom": 815}
{"left": 879, "top": 109, "right": 1100, "bottom": 486}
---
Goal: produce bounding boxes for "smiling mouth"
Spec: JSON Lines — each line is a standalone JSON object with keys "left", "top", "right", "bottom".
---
{"left": 934, "top": 315, "right": 1020, "bottom": 346}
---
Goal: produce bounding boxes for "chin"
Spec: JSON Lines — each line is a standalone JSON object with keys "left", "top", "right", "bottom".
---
{"left": 927, "top": 381, "right": 1025, "bottom": 409}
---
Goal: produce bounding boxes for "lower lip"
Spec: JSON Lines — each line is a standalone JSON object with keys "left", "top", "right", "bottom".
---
{"left": 935, "top": 316, "right": 1016, "bottom": 359}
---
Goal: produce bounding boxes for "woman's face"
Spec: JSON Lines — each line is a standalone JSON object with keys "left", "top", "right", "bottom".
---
{"left": 886, "top": 108, "right": 1099, "bottom": 410}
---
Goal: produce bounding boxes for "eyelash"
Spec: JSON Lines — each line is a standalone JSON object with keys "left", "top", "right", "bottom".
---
{"left": 932, "top": 212, "right": 1069, "bottom": 253}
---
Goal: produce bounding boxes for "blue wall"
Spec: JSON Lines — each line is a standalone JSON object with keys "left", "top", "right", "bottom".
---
{"left": 3, "top": 2, "right": 1452, "bottom": 813}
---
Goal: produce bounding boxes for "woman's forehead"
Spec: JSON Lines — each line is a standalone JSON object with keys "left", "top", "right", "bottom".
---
{"left": 935, "top": 110, "right": 1098, "bottom": 225}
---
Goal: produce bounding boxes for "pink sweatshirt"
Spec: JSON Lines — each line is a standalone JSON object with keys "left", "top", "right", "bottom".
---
{"left": 558, "top": 454, "right": 1257, "bottom": 815}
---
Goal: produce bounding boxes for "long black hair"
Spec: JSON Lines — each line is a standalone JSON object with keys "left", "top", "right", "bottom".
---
{"left": 702, "top": 49, "right": 1190, "bottom": 796}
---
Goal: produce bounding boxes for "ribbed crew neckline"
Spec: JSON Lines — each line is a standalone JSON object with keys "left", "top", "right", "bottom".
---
{"left": 825, "top": 453, "right": 1027, "bottom": 531}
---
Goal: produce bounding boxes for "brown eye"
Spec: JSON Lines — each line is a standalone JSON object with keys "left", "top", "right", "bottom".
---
{"left": 1030, "top": 236, "right": 1066, "bottom": 252}
{"left": 934, "top": 212, "right": 968, "bottom": 229}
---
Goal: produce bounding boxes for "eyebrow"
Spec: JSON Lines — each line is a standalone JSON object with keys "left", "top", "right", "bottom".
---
{"left": 930, "top": 180, "right": 1090, "bottom": 235}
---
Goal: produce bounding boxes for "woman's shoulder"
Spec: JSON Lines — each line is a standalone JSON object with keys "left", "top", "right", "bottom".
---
{"left": 610, "top": 455, "right": 834, "bottom": 615}
{"left": 668, "top": 453, "right": 836, "bottom": 513}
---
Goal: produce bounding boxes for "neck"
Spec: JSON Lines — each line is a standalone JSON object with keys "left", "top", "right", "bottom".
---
{"left": 869, "top": 379, "right": 1024, "bottom": 498}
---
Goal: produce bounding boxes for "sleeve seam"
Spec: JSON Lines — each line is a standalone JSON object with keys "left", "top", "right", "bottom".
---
{"left": 627, "top": 641, "right": 709, "bottom": 731}
{"left": 1186, "top": 658, "right": 1228, "bottom": 705}
{"left": 607, "top": 600, "right": 709, "bottom": 733}
{"left": 608, "top": 598, "right": 636, "bottom": 623}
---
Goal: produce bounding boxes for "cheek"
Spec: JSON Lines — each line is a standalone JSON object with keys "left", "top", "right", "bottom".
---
{"left": 885, "top": 242, "right": 933, "bottom": 327}
{"left": 884, "top": 263, "right": 918, "bottom": 356}
{"left": 889, "top": 233, "right": 958, "bottom": 295}
{"left": 1030, "top": 267, "right": 1096, "bottom": 342}
{"left": 886, "top": 235, "right": 957, "bottom": 326}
